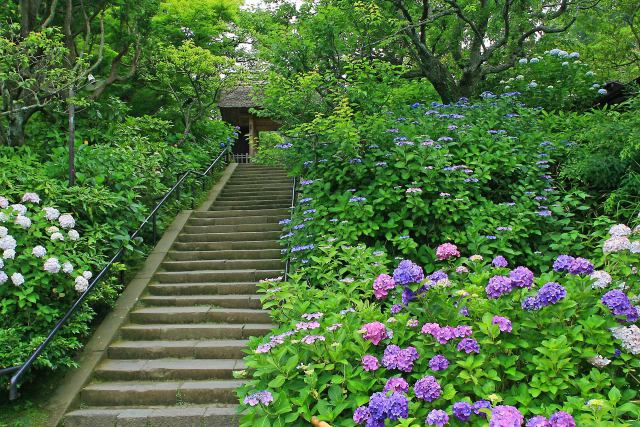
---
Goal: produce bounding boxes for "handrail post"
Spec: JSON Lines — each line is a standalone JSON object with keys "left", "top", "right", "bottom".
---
{"left": 152, "top": 211, "right": 157, "bottom": 244}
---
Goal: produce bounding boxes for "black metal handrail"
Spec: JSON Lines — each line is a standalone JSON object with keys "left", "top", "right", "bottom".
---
{"left": 1, "top": 146, "right": 230, "bottom": 400}
{"left": 283, "top": 176, "right": 298, "bottom": 281}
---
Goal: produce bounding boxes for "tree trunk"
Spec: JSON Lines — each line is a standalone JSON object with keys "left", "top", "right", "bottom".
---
{"left": 7, "top": 111, "right": 28, "bottom": 147}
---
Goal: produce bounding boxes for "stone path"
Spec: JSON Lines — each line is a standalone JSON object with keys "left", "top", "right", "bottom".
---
{"left": 63, "top": 164, "right": 292, "bottom": 426}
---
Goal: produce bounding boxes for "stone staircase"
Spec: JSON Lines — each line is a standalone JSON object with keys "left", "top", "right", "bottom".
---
{"left": 63, "top": 164, "right": 292, "bottom": 426}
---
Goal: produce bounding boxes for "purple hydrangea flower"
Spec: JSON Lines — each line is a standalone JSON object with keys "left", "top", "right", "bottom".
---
{"left": 548, "top": 411, "right": 575, "bottom": 427}
{"left": 428, "top": 270, "right": 449, "bottom": 282}
{"left": 362, "top": 355, "right": 380, "bottom": 371}
{"left": 553, "top": 255, "right": 575, "bottom": 272}
{"left": 473, "top": 400, "right": 492, "bottom": 417}
{"left": 490, "top": 405, "right": 524, "bottom": 427}
{"left": 486, "top": 276, "right": 513, "bottom": 299}
{"left": 457, "top": 338, "right": 480, "bottom": 354}
{"left": 382, "top": 345, "right": 420, "bottom": 372}
{"left": 384, "top": 377, "right": 409, "bottom": 393}
{"left": 429, "top": 354, "right": 449, "bottom": 371}
{"left": 243, "top": 390, "right": 274, "bottom": 406}
{"left": 601, "top": 290, "right": 638, "bottom": 322}
{"left": 492, "top": 256, "right": 509, "bottom": 268}
{"left": 426, "top": 409, "right": 449, "bottom": 426}
{"left": 354, "top": 406, "right": 370, "bottom": 424}
{"left": 391, "top": 304, "right": 403, "bottom": 314}
{"left": 522, "top": 296, "right": 542, "bottom": 311}
{"left": 509, "top": 266, "right": 534, "bottom": 288}
{"left": 526, "top": 416, "right": 551, "bottom": 427}
{"left": 492, "top": 315, "right": 513, "bottom": 332}
{"left": 414, "top": 376, "right": 442, "bottom": 402}
{"left": 453, "top": 401, "right": 473, "bottom": 421}
{"left": 537, "top": 282, "right": 567, "bottom": 306}
{"left": 393, "top": 260, "right": 425, "bottom": 285}
{"left": 568, "top": 257, "right": 594, "bottom": 275}
{"left": 385, "top": 392, "right": 410, "bottom": 420}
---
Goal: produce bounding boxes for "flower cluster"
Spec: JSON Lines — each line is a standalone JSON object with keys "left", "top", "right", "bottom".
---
{"left": 601, "top": 290, "right": 638, "bottom": 322}
{"left": 373, "top": 274, "right": 396, "bottom": 300}
{"left": 381, "top": 345, "right": 419, "bottom": 372}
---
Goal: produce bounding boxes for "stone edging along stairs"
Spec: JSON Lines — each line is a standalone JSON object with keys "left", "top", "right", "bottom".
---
{"left": 60, "top": 164, "right": 292, "bottom": 426}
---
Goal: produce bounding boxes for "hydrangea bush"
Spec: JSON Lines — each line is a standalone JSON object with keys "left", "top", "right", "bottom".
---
{"left": 0, "top": 193, "right": 98, "bottom": 369}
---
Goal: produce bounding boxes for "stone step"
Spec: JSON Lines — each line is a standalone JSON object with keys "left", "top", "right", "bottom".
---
{"left": 81, "top": 380, "right": 245, "bottom": 406}
{"left": 161, "top": 259, "right": 283, "bottom": 272}
{"left": 172, "top": 241, "right": 281, "bottom": 251}
{"left": 167, "top": 249, "right": 282, "bottom": 261}
{"left": 215, "top": 196, "right": 291, "bottom": 205}
{"left": 177, "top": 231, "right": 282, "bottom": 243}
{"left": 182, "top": 223, "right": 282, "bottom": 234}
{"left": 190, "top": 208, "right": 290, "bottom": 218}
{"left": 94, "top": 359, "right": 246, "bottom": 381}
{"left": 210, "top": 201, "right": 291, "bottom": 210}
{"left": 226, "top": 178, "right": 291, "bottom": 185}
{"left": 221, "top": 183, "right": 292, "bottom": 192}
{"left": 120, "top": 323, "right": 273, "bottom": 340}
{"left": 148, "top": 282, "right": 259, "bottom": 296}
{"left": 142, "top": 295, "right": 262, "bottom": 309}
{"left": 108, "top": 339, "right": 249, "bottom": 360}
{"left": 187, "top": 215, "right": 286, "bottom": 226}
{"left": 218, "top": 190, "right": 292, "bottom": 199}
{"left": 230, "top": 174, "right": 289, "bottom": 180}
{"left": 154, "top": 269, "right": 281, "bottom": 283}
{"left": 129, "top": 307, "right": 271, "bottom": 324}
{"left": 64, "top": 405, "right": 240, "bottom": 427}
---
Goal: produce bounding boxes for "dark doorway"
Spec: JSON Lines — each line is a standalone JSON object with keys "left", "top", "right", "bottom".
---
{"left": 233, "top": 127, "right": 250, "bottom": 155}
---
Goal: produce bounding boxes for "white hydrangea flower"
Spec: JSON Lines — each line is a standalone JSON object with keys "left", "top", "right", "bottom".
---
{"left": 592, "top": 83, "right": 601, "bottom": 89}
{"left": 0, "top": 258, "right": 3, "bottom": 269}
{"left": 32, "top": 245, "right": 47, "bottom": 258}
{"left": 598, "top": 88, "right": 607, "bottom": 95}
{"left": 62, "top": 262, "right": 74, "bottom": 274}
{"left": 14, "top": 215, "right": 31, "bottom": 229}
{"left": 516, "top": 74, "right": 524, "bottom": 80}
{"left": 519, "top": 58, "right": 528, "bottom": 64}
{"left": 586, "top": 70, "right": 595, "bottom": 77}
{"left": 611, "top": 325, "right": 640, "bottom": 355}
{"left": 588, "top": 355, "right": 610, "bottom": 367}
{"left": 58, "top": 214, "right": 75, "bottom": 229}
{"left": 561, "top": 61, "right": 569, "bottom": 66}
{"left": 68, "top": 230, "right": 80, "bottom": 241}
{"left": 11, "top": 272, "right": 24, "bottom": 286}
{"left": 530, "top": 57, "right": 540, "bottom": 63}
{"left": 0, "top": 270, "right": 7, "bottom": 284}
{"left": 74, "top": 276, "right": 89, "bottom": 293}
{"left": 603, "top": 236, "right": 631, "bottom": 253}
{"left": 504, "top": 86, "right": 511, "bottom": 90}
{"left": 630, "top": 241, "right": 640, "bottom": 254}
{"left": 610, "top": 224, "right": 631, "bottom": 237}
{"left": 558, "top": 50, "right": 569, "bottom": 58}
{"left": 43, "top": 207, "right": 60, "bottom": 221}
{"left": 569, "top": 52, "right": 580, "bottom": 58}
{"left": 43, "top": 257, "right": 61, "bottom": 273}
{"left": 0, "top": 235, "right": 17, "bottom": 250}
{"left": 51, "top": 232, "right": 64, "bottom": 241}
{"left": 633, "top": 225, "right": 640, "bottom": 234}
{"left": 549, "top": 48, "right": 560, "bottom": 55}
{"left": 21, "top": 192, "right": 40, "bottom": 204}
{"left": 10, "top": 204, "right": 27, "bottom": 215}
{"left": 3, "top": 249, "right": 15, "bottom": 260}
{"left": 0, "top": 196, "right": 8, "bottom": 209}
{"left": 528, "top": 81, "right": 538, "bottom": 88}
{"left": 82, "top": 270, "right": 93, "bottom": 280}
{"left": 547, "top": 85, "right": 554, "bottom": 89}
{"left": 46, "top": 226, "right": 60, "bottom": 234}
{"left": 0, "top": 226, "right": 6, "bottom": 238}
{"left": 590, "top": 270, "right": 612, "bottom": 289}
{"left": 0, "top": 213, "right": 7, "bottom": 222}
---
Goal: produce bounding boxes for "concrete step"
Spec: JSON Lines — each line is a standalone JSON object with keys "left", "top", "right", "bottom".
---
{"left": 129, "top": 307, "right": 271, "bottom": 324}
{"left": 187, "top": 215, "right": 287, "bottom": 226}
{"left": 182, "top": 223, "right": 283, "bottom": 234}
{"left": 221, "top": 183, "right": 292, "bottom": 192}
{"left": 167, "top": 249, "right": 282, "bottom": 261}
{"left": 95, "top": 359, "right": 246, "bottom": 381}
{"left": 172, "top": 241, "right": 282, "bottom": 251}
{"left": 226, "top": 178, "right": 291, "bottom": 185}
{"left": 120, "top": 323, "right": 273, "bottom": 340}
{"left": 148, "top": 282, "right": 259, "bottom": 296}
{"left": 161, "top": 259, "right": 283, "bottom": 272}
{"left": 210, "top": 202, "right": 291, "bottom": 210}
{"left": 108, "top": 339, "right": 249, "bottom": 360}
{"left": 177, "top": 231, "right": 282, "bottom": 243}
{"left": 154, "top": 269, "right": 282, "bottom": 283}
{"left": 218, "top": 190, "right": 292, "bottom": 199}
{"left": 81, "top": 380, "right": 245, "bottom": 406}
{"left": 64, "top": 405, "right": 240, "bottom": 427}
{"left": 142, "top": 295, "right": 262, "bottom": 309}
{"left": 191, "top": 208, "right": 290, "bottom": 218}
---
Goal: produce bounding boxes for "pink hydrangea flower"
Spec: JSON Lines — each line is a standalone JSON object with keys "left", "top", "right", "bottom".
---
{"left": 436, "top": 242, "right": 461, "bottom": 260}
{"left": 373, "top": 273, "right": 396, "bottom": 300}
{"left": 361, "top": 321, "right": 388, "bottom": 345}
